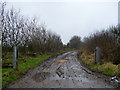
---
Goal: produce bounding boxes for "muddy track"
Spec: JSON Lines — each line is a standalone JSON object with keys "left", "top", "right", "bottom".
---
{"left": 8, "top": 51, "right": 114, "bottom": 88}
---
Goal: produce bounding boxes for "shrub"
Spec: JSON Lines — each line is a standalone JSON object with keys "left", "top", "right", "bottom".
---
{"left": 82, "top": 26, "right": 120, "bottom": 65}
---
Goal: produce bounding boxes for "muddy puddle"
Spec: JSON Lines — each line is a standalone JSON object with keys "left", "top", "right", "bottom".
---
{"left": 32, "top": 72, "right": 50, "bottom": 82}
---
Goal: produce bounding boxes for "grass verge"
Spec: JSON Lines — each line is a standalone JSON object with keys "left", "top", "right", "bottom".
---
{"left": 2, "top": 55, "right": 50, "bottom": 87}
{"left": 2, "top": 50, "right": 67, "bottom": 87}
{"left": 79, "top": 51, "right": 120, "bottom": 76}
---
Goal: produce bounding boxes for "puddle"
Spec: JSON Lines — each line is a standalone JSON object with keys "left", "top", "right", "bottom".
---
{"left": 49, "top": 73, "right": 63, "bottom": 80}
{"left": 73, "top": 76, "right": 89, "bottom": 82}
{"left": 56, "top": 68, "right": 64, "bottom": 77}
{"left": 55, "top": 65, "right": 65, "bottom": 78}
{"left": 32, "top": 72, "right": 50, "bottom": 82}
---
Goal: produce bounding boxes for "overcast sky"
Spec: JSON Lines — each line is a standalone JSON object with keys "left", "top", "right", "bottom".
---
{"left": 2, "top": 0, "right": 118, "bottom": 44}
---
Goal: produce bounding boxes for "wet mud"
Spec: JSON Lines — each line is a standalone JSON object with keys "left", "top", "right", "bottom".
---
{"left": 8, "top": 51, "right": 115, "bottom": 88}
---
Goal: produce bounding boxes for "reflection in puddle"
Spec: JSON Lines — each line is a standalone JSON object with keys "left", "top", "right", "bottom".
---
{"left": 49, "top": 73, "right": 63, "bottom": 80}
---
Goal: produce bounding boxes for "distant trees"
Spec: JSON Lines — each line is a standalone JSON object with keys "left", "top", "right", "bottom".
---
{"left": 1, "top": 2, "right": 63, "bottom": 56}
{"left": 68, "top": 36, "right": 81, "bottom": 49}
{"left": 82, "top": 26, "right": 120, "bottom": 64}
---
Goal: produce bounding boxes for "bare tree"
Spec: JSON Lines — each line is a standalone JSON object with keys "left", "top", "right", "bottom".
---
{"left": 1, "top": 2, "right": 64, "bottom": 56}
{"left": 82, "top": 26, "right": 120, "bottom": 64}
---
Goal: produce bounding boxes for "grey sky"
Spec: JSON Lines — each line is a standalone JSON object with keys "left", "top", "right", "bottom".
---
{"left": 5, "top": 1, "right": 118, "bottom": 44}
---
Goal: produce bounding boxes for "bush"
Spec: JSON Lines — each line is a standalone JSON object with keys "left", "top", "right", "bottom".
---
{"left": 82, "top": 26, "right": 120, "bottom": 65}
{"left": 109, "top": 44, "right": 120, "bottom": 64}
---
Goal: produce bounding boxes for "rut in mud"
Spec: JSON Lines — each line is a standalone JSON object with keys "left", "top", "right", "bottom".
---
{"left": 8, "top": 51, "right": 113, "bottom": 88}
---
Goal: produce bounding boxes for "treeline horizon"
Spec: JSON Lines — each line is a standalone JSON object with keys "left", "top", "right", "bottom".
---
{"left": 1, "top": 2, "right": 64, "bottom": 57}
{"left": 1, "top": 2, "right": 120, "bottom": 65}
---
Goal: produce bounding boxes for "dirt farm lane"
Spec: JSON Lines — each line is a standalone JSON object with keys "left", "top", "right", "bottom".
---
{"left": 8, "top": 51, "right": 114, "bottom": 88}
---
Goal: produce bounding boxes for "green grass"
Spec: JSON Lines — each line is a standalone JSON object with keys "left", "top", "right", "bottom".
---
{"left": 2, "top": 50, "right": 67, "bottom": 87}
{"left": 0, "top": 68, "right": 2, "bottom": 89}
{"left": 2, "top": 55, "right": 50, "bottom": 87}
{"left": 87, "top": 63, "right": 119, "bottom": 76}
{"left": 17, "top": 55, "right": 50, "bottom": 74}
